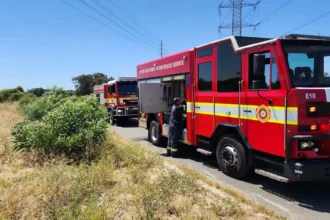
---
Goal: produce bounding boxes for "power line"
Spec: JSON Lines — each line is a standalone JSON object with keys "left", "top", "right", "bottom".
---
{"left": 108, "top": 0, "right": 158, "bottom": 42}
{"left": 160, "top": 40, "right": 163, "bottom": 58}
{"left": 61, "top": 0, "right": 155, "bottom": 53}
{"left": 242, "top": 6, "right": 255, "bottom": 20}
{"left": 218, "top": 0, "right": 231, "bottom": 26}
{"left": 76, "top": 0, "right": 158, "bottom": 51}
{"left": 282, "top": 10, "right": 330, "bottom": 35}
{"left": 255, "top": 0, "right": 292, "bottom": 26}
{"left": 61, "top": 0, "right": 136, "bottom": 44}
{"left": 220, "top": 10, "right": 231, "bottom": 26}
{"left": 91, "top": 0, "right": 157, "bottom": 47}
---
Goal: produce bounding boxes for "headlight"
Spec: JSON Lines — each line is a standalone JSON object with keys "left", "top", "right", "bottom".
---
{"left": 117, "top": 109, "right": 123, "bottom": 113}
{"left": 299, "top": 140, "right": 315, "bottom": 150}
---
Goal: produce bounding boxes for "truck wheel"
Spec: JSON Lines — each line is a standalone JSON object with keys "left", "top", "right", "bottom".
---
{"left": 216, "top": 134, "right": 251, "bottom": 179}
{"left": 109, "top": 111, "right": 115, "bottom": 126}
{"left": 149, "top": 121, "right": 165, "bottom": 146}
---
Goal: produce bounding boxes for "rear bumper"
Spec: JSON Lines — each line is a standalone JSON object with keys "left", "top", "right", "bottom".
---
{"left": 285, "top": 134, "right": 330, "bottom": 182}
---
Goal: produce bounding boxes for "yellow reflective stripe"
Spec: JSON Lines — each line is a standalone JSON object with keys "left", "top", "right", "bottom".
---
{"left": 186, "top": 102, "right": 193, "bottom": 113}
{"left": 197, "top": 111, "right": 213, "bottom": 115}
{"left": 185, "top": 101, "right": 298, "bottom": 125}
{"left": 105, "top": 98, "right": 117, "bottom": 104}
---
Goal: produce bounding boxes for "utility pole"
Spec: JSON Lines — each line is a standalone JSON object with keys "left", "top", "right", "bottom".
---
{"left": 218, "top": 0, "right": 260, "bottom": 36}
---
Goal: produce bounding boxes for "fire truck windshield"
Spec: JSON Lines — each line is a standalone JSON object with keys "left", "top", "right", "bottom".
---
{"left": 117, "top": 82, "right": 137, "bottom": 95}
{"left": 282, "top": 40, "right": 330, "bottom": 88}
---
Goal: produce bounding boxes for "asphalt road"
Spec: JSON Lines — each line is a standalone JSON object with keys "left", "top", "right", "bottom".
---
{"left": 111, "top": 118, "right": 330, "bottom": 220}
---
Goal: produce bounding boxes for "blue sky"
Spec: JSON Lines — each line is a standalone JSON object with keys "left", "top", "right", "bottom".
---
{"left": 0, "top": 0, "right": 329, "bottom": 90}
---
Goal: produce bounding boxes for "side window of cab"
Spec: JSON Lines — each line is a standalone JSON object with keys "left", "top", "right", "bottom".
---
{"left": 249, "top": 51, "right": 281, "bottom": 90}
{"left": 108, "top": 85, "right": 116, "bottom": 95}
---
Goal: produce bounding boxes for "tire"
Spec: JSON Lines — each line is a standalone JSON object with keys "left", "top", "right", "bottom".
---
{"left": 216, "top": 134, "right": 252, "bottom": 179}
{"left": 109, "top": 110, "right": 115, "bottom": 126}
{"left": 148, "top": 121, "right": 166, "bottom": 147}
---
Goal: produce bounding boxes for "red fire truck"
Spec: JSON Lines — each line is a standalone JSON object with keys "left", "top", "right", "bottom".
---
{"left": 93, "top": 77, "right": 139, "bottom": 125}
{"left": 137, "top": 34, "right": 330, "bottom": 182}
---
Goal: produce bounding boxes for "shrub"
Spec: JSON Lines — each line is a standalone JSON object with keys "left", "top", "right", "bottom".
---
{"left": 8, "top": 91, "right": 25, "bottom": 102}
{"left": 20, "top": 86, "right": 71, "bottom": 121}
{"left": 18, "top": 93, "right": 37, "bottom": 108}
{"left": 20, "top": 97, "right": 55, "bottom": 121}
{"left": 12, "top": 95, "right": 108, "bottom": 159}
{"left": 0, "top": 86, "right": 25, "bottom": 102}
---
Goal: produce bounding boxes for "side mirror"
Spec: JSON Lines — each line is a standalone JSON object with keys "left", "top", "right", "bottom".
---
{"left": 252, "top": 54, "right": 266, "bottom": 90}
{"left": 253, "top": 54, "right": 266, "bottom": 76}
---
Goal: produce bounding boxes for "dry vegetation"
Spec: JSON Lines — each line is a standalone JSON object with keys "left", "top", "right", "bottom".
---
{"left": 0, "top": 102, "right": 284, "bottom": 219}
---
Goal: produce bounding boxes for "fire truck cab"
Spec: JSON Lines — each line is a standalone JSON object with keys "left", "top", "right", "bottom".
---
{"left": 137, "top": 34, "right": 330, "bottom": 182}
{"left": 93, "top": 76, "right": 139, "bottom": 125}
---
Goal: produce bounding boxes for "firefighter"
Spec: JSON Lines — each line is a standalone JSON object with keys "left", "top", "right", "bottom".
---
{"left": 167, "top": 97, "right": 183, "bottom": 157}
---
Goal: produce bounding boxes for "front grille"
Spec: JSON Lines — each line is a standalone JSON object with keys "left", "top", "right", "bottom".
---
{"left": 126, "top": 106, "right": 138, "bottom": 114}
{"left": 116, "top": 106, "right": 138, "bottom": 115}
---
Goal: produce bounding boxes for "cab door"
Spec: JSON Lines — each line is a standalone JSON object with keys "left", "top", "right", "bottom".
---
{"left": 244, "top": 46, "right": 287, "bottom": 157}
{"left": 194, "top": 46, "right": 216, "bottom": 137}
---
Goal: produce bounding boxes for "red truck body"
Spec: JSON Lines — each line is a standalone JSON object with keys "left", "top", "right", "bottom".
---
{"left": 93, "top": 77, "right": 139, "bottom": 125}
{"left": 137, "top": 34, "right": 330, "bottom": 182}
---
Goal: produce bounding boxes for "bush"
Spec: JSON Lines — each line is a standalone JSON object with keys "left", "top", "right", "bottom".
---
{"left": 0, "top": 86, "right": 25, "bottom": 102}
{"left": 12, "top": 95, "right": 108, "bottom": 159}
{"left": 18, "top": 93, "right": 37, "bottom": 107}
{"left": 8, "top": 91, "right": 25, "bottom": 102}
{"left": 20, "top": 87, "right": 71, "bottom": 121}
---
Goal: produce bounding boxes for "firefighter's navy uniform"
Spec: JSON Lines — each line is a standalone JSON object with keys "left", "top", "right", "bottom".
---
{"left": 167, "top": 98, "right": 183, "bottom": 157}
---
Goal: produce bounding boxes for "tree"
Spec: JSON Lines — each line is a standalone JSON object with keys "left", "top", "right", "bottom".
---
{"left": 27, "top": 87, "right": 47, "bottom": 97}
{"left": 72, "top": 73, "right": 114, "bottom": 96}
{"left": 93, "top": 72, "right": 112, "bottom": 85}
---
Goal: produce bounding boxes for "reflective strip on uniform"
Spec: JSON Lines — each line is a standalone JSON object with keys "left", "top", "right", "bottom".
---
{"left": 167, "top": 147, "right": 178, "bottom": 152}
{"left": 186, "top": 102, "right": 298, "bottom": 125}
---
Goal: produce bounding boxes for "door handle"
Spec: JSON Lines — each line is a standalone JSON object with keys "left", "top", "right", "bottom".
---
{"left": 195, "top": 106, "right": 200, "bottom": 109}
{"left": 243, "top": 110, "right": 251, "bottom": 113}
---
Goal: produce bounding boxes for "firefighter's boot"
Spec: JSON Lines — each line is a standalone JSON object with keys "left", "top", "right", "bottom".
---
{"left": 171, "top": 147, "right": 179, "bottom": 158}
{"left": 166, "top": 147, "right": 171, "bottom": 156}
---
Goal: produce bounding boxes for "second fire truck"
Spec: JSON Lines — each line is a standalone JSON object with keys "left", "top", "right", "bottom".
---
{"left": 137, "top": 34, "right": 330, "bottom": 183}
{"left": 93, "top": 77, "right": 139, "bottom": 125}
